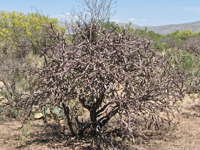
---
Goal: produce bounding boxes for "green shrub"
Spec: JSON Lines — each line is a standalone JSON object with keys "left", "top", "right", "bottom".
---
{"left": 166, "top": 48, "right": 200, "bottom": 77}
{"left": 152, "top": 40, "right": 164, "bottom": 51}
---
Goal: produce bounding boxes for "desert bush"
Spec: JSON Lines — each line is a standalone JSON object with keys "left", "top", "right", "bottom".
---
{"left": 166, "top": 49, "right": 199, "bottom": 74}
{"left": 163, "top": 30, "right": 182, "bottom": 48}
{"left": 178, "top": 29, "right": 194, "bottom": 40}
{"left": 16, "top": 22, "right": 187, "bottom": 149}
{"left": 100, "top": 20, "right": 117, "bottom": 31}
{"left": 164, "top": 37, "right": 200, "bottom": 97}
{"left": 160, "top": 37, "right": 180, "bottom": 49}
{"left": 151, "top": 40, "right": 165, "bottom": 51}
{"left": 177, "top": 37, "right": 200, "bottom": 55}
{"left": 132, "top": 28, "right": 147, "bottom": 38}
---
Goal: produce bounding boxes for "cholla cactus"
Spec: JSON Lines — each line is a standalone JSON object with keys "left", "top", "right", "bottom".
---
{"left": 17, "top": 22, "right": 186, "bottom": 148}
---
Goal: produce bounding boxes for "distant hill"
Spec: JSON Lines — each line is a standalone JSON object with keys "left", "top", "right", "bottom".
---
{"left": 60, "top": 20, "right": 200, "bottom": 35}
{"left": 114, "top": 21, "right": 200, "bottom": 35}
{"left": 143, "top": 21, "right": 200, "bottom": 35}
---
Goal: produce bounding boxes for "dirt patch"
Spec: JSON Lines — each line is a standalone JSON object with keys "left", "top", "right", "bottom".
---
{"left": 0, "top": 95, "right": 200, "bottom": 150}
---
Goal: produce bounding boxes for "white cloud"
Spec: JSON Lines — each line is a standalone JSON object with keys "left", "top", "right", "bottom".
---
{"left": 142, "top": 19, "right": 147, "bottom": 21}
{"left": 66, "top": 12, "right": 70, "bottom": 16}
{"left": 129, "top": 18, "right": 136, "bottom": 21}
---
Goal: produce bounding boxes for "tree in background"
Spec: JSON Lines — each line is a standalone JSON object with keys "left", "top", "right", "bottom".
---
{"left": 178, "top": 29, "right": 193, "bottom": 40}
{"left": 0, "top": 10, "right": 65, "bottom": 109}
{"left": 64, "top": 0, "right": 117, "bottom": 43}
{"left": 69, "top": 0, "right": 116, "bottom": 25}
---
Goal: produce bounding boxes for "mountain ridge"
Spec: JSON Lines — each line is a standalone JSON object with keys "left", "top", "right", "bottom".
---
{"left": 114, "top": 20, "right": 200, "bottom": 35}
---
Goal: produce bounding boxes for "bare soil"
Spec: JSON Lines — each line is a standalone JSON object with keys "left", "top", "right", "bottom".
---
{"left": 0, "top": 94, "right": 199, "bottom": 150}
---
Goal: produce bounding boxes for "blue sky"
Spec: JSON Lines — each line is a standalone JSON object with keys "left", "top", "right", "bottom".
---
{"left": 1, "top": 0, "right": 200, "bottom": 26}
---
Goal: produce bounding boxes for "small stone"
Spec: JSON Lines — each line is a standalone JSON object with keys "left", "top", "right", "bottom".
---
{"left": 75, "top": 146, "right": 81, "bottom": 150}
{"left": 34, "top": 113, "right": 43, "bottom": 119}
{"left": 2, "top": 99, "right": 9, "bottom": 105}
{"left": 115, "top": 136, "right": 122, "bottom": 142}
{"left": 65, "top": 147, "right": 71, "bottom": 150}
